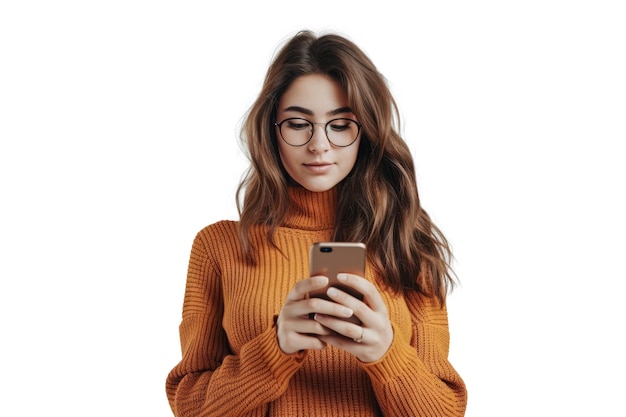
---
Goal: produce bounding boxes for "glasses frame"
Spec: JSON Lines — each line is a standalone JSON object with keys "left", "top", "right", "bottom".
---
{"left": 274, "top": 117, "right": 362, "bottom": 148}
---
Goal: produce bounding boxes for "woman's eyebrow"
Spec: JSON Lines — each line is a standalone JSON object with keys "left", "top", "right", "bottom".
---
{"left": 328, "top": 107, "right": 353, "bottom": 116}
{"left": 283, "top": 106, "right": 354, "bottom": 117}
{"left": 283, "top": 106, "right": 313, "bottom": 116}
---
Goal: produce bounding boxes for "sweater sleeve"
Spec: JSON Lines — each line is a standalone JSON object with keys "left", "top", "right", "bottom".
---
{"left": 360, "top": 292, "right": 467, "bottom": 417}
{"left": 165, "top": 230, "right": 306, "bottom": 417}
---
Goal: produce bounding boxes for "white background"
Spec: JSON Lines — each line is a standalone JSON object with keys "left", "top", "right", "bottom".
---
{"left": 1, "top": 1, "right": 624, "bottom": 416}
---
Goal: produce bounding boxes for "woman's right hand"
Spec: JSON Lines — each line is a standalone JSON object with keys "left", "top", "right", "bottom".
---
{"left": 276, "top": 275, "right": 356, "bottom": 354}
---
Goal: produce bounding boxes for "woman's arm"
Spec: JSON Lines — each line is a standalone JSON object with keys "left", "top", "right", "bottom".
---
{"left": 362, "top": 291, "right": 467, "bottom": 417}
{"left": 165, "top": 230, "right": 305, "bottom": 417}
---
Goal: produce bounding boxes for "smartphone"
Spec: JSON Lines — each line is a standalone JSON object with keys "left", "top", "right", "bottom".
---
{"left": 308, "top": 242, "right": 366, "bottom": 301}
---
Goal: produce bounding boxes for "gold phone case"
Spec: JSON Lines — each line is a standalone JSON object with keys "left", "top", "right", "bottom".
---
{"left": 309, "top": 242, "right": 366, "bottom": 300}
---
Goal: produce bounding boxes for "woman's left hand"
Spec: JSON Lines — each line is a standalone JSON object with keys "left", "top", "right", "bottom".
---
{"left": 313, "top": 273, "right": 393, "bottom": 363}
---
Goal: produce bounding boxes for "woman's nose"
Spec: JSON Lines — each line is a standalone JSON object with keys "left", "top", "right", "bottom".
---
{"left": 307, "top": 124, "right": 330, "bottom": 152}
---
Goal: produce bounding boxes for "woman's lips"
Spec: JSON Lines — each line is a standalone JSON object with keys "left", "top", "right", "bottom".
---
{"left": 303, "top": 162, "right": 333, "bottom": 174}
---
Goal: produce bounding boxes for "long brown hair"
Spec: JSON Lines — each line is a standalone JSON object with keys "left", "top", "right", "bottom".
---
{"left": 236, "top": 30, "right": 456, "bottom": 304}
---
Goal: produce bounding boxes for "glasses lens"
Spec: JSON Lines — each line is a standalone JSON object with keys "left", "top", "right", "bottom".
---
{"left": 280, "top": 118, "right": 313, "bottom": 146}
{"left": 326, "top": 119, "right": 360, "bottom": 146}
{"left": 278, "top": 118, "right": 360, "bottom": 147}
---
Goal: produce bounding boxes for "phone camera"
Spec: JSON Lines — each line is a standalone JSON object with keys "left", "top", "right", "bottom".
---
{"left": 320, "top": 247, "right": 333, "bottom": 253}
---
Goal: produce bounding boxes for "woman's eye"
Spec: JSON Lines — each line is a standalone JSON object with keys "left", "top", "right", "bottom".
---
{"left": 329, "top": 123, "right": 349, "bottom": 131}
{"left": 287, "top": 122, "right": 310, "bottom": 130}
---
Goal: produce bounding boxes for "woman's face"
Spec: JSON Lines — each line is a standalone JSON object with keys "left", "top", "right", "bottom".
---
{"left": 275, "top": 73, "right": 361, "bottom": 192}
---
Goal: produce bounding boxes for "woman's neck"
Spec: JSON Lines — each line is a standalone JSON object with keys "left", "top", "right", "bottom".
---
{"left": 281, "top": 186, "right": 337, "bottom": 231}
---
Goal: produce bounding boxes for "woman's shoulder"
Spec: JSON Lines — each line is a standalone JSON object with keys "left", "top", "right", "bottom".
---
{"left": 189, "top": 220, "right": 243, "bottom": 259}
{"left": 195, "top": 220, "right": 239, "bottom": 241}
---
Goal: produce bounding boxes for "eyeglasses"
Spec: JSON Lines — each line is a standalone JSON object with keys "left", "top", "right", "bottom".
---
{"left": 275, "top": 117, "right": 362, "bottom": 147}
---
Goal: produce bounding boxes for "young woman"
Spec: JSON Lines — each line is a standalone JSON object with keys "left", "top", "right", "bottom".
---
{"left": 166, "top": 30, "right": 467, "bottom": 417}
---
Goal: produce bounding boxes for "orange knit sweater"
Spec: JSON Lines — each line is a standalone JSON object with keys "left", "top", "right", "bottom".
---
{"left": 166, "top": 187, "right": 467, "bottom": 416}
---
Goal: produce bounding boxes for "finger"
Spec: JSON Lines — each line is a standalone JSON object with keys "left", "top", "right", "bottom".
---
{"left": 335, "top": 274, "right": 387, "bottom": 312}
{"left": 318, "top": 326, "right": 388, "bottom": 363}
{"left": 279, "top": 329, "right": 328, "bottom": 354}
{"left": 284, "top": 317, "right": 335, "bottom": 336}
{"left": 313, "top": 313, "right": 363, "bottom": 339}
{"left": 285, "top": 297, "right": 354, "bottom": 319}
{"left": 286, "top": 276, "right": 329, "bottom": 302}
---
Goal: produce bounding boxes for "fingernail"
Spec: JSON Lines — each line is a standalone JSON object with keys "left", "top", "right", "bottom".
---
{"left": 327, "top": 287, "right": 338, "bottom": 297}
{"left": 337, "top": 274, "right": 347, "bottom": 281}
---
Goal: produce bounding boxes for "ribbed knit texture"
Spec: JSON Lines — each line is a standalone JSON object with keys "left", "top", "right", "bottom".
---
{"left": 166, "top": 186, "right": 467, "bottom": 416}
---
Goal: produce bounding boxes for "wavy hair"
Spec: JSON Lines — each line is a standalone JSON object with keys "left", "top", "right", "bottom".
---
{"left": 236, "top": 30, "right": 456, "bottom": 304}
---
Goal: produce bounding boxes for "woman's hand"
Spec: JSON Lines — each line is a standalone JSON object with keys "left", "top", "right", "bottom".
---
{"left": 276, "top": 275, "right": 356, "bottom": 355}
{"left": 314, "top": 273, "right": 394, "bottom": 363}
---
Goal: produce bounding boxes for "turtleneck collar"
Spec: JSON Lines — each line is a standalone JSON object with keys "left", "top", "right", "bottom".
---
{"left": 281, "top": 186, "right": 337, "bottom": 231}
